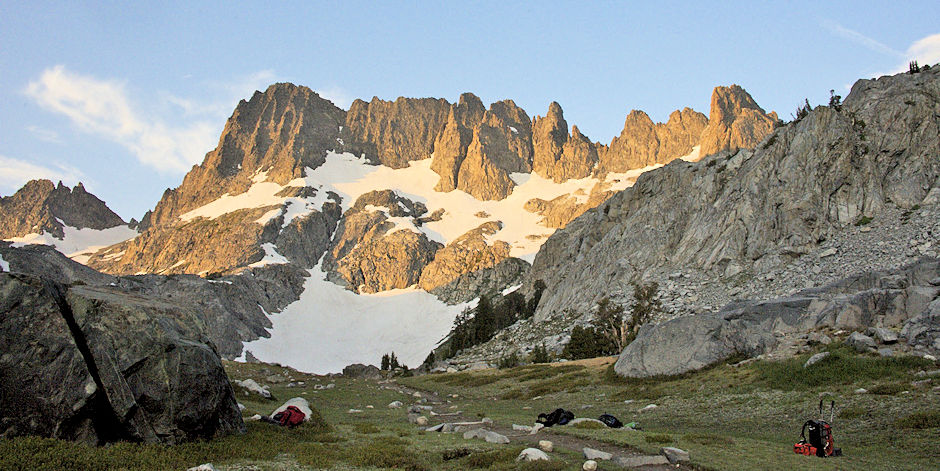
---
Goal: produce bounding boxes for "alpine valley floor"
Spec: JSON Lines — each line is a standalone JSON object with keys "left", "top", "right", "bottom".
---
{"left": 2, "top": 345, "right": 936, "bottom": 471}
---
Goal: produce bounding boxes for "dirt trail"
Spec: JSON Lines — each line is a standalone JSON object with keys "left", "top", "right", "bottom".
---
{"left": 391, "top": 380, "right": 691, "bottom": 470}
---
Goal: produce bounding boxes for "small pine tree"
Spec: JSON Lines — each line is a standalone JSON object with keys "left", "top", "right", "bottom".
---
{"left": 497, "top": 351, "right": 520, "bottom": 369}
{"left": 562, "top": 325, "right": 616, "bottom": 360}
{"left": 794, "top": 98, "right": 812, "bottom": 121}
{"left": 381, "top": 353, "right": 390, "bottom": 371}
{"left": 593, "top": 297, "right": 627, "bottom": 352}
{"left": 529, "top": 343, "right": 551, "bottom": 363}
{"left": 389, "top": 352, "right": 400, "bottom": 370}
{"left": 909, "top": 60, "right": 920, "bottom": 74}
{"left": 828, "top": 89, "right": 842, "bottom": 111}
{"left": 627, "top": 282, "right": 661, "bottom": 343}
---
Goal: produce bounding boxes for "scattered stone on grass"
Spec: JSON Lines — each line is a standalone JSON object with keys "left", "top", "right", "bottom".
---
{"left": 582, "top": 460, "right": 598, "bottom": 471}
{"left": 538, "top": 440, "right": 553, "bottom": 452}
{"left": 638, "top": 404, "right": 658, "bottom": 412}
{"left": 388, "top": 400, "right": 403, "bottom": 408}
{"left": 187, "top": 464, "right": 217, "bottom": 471}
{"left": 583, "top": 447, "right": 612, "bottom": 460}
{"left": 517, "top": 448, "right": 550, "bottom": 462}
{"left": 463, "top": 428, "right": 510, "bottom": 444}
{"left": 661, "top": 446, "right": 690, "bottom": 463}
{"left": 804, "top": 352, "right": 830, "bottom": 368}
{"left": 847, "top": 332, "right": 877, "bottom": 352}
{"left": 569, "top": 418, "right": 606, "bottom": 426}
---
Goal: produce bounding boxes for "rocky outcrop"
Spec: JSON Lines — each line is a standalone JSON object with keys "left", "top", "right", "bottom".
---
{"left": 524, "top": 181, "right": 617, "bottom": 229}
{"left": 430, "top": 99, "right": 534, "bottom": 200}
{"left": 698, "top": 85, "right": 778, "bottom": 156}
{"left": 532, "top": 102, "right": 599, "bottom": 182}
{"left": 1, "top": 241, "right": 306, "bottom": 358}
{"left": 149, "top": 83, "right": 345, "bottom": 227}
{"left": 342, "top": 96, "right": 451, "bottom": 168}
{"left": 431, "top": 93, "right": 486, "bottom": 192}
{"left": 597, "top": 108, "right": 707, "bottom": 174}
{"left": 0, "top": 180, "right": 125, "bottom": 239}
{"left": 418, "top": 222, "right": 528, "bottom": 303}
{"left": 0, "top": 272, "right": 244, "bottom": 444}
{"left": 614, "top": 257, "right": 940, "bottom": 377}
{"left": 528, "top": 67, "right": 940, "bottom": 322}
{"left": 323, "top": 191, "right": 441, "bottom": 293}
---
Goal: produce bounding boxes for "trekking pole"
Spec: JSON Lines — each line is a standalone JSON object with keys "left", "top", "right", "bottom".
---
{"left": 829, "top": 400, "right": 835, "bottom": 423}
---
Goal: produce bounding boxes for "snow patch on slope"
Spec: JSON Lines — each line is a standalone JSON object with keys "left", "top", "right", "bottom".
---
{"left": 6, "top": 223, "right": 139, "bottom": 264}
{"left": 243, "top": 264, "right": 471, "bottom": 373}
{"left": 249, "top": 243, "right": 290, "bottom": 268}
{"left": 174, "top": 151, "right": 664, "bottom": 271}
{"left": 0, "top": 253, "right": 8, "bottom": 272}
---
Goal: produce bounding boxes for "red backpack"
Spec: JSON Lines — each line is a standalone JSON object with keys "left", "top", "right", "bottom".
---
{"left": 273, "top": 405, "right": 306, "bottom": 427}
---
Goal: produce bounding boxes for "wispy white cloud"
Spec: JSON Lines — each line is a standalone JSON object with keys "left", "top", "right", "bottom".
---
{"left": 23, "top": 67, "right": 285, "bottom": 175}
{"left": 25, "top": 65, "right": 216, "bottom": 173}
{"left": 0, "top": 154, "right": 86, "bottom": 194}
{"left": 25, "top": 125, "right": 63, "bottom": 144}
{"left": 906, "top": 33, "right": 940, "bottom": 67}
{"left": 823, "top": 21, "right": 904, "bottom": 57}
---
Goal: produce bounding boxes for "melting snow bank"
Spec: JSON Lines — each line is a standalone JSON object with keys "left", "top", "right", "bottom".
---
{"left": 243, "top": 266, "right": 472, "bottom": 374}
{"left": 0, "top": 253, "right": 8, "bottom": 272}
{"left": 6, "top": 223, "right": 138, "bottom": 264}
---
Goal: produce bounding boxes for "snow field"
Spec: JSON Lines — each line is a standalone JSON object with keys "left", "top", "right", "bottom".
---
{"left": 6, "top": 222, "right": 139, "bottom": 264}
{"left": 242, "top": 264, "right": 473, "bottom": 373}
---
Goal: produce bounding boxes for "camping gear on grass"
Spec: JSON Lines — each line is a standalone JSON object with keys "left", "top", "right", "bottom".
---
{"left": 598, "top": 413, "right": 624, "bottom": 428}
{"left": 794, "top": 400, "right": 841, "bottom": 457}
{"left": 537, "top": 408, "right": 574, "bottom": 427}
{"left": 271, "top": 405, "right": 306, "bottom": 427}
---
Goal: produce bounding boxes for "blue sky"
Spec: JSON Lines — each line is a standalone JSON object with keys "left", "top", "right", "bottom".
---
{"left": 2, "top": 1, "right": 938, "bottom": 220}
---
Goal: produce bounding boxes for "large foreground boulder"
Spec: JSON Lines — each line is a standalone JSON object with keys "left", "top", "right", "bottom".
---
{"left": 0, "top": 273, "right": 244, "bottom": 444}
{"left": 615, "top": 258, "right": 940, "bottom": 378}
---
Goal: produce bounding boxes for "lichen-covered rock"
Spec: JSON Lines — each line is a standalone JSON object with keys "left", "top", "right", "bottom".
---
{"left": 0, "top": 273, "right": 244, "bottom": 445}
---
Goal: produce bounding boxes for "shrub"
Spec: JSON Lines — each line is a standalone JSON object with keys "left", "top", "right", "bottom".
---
{"left": 896, "top": 410, "right": 940, "bottom": 429}
{"left": 854, "top": 215, "right": 873, "bottom": 226}
{"left": 498, "top": 351, "right": 521, "bottom": 369}
{"left": 794, "top": 98, "right": 812, "bottom": 121}
{"left": 562, "top": 325, "right": 616, "bottom": 360}
{"left": 829, "top": 89, "right": 842, "bottom": 110}
{"left": 529, "top": 343, "right": 551, "bottom": 364}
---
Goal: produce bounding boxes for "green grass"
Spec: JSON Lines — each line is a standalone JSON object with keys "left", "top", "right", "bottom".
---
{"left": 4, "top": 349, "right": 938, "bottom": 470}
{"left": 755, "top": 344, "right": 931, "bottom": 390}
{"left": 896, "top": 410, "right": 940, "bottom": 429}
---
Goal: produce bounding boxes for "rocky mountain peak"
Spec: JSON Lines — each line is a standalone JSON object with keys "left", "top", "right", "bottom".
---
{"left": 148, "top": 83, "right": 345, "bottom": 227}
{"left": 0, "top": 179, "right": 124, "bottom": 239}
{"left": 342, "top": 95, "right": 451, "bottom": 168}
{"left": 698, "top": 84, "right": 777, "bottom": 156}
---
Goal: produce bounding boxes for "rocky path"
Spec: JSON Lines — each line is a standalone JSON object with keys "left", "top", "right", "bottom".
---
{"left": 389, "top": 380, "right": 690, "bottom": 469}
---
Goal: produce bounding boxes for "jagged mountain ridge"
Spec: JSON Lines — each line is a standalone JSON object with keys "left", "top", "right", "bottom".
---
{"left": 525, "top": 66, "right": 940, "bottom": 323}
{"left": 0, "top": 179, "right": 125, "bottom": 239}
{"left": 84, "top": 82, "right": 775, "bottom": 296}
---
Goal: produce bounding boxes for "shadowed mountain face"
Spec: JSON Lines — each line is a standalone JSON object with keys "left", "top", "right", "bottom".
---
{"left": 527, "top": 66, "right": 940, "bottom": 322}
{"left": 0, "top": 180, "right": 125, "bottom": 239}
